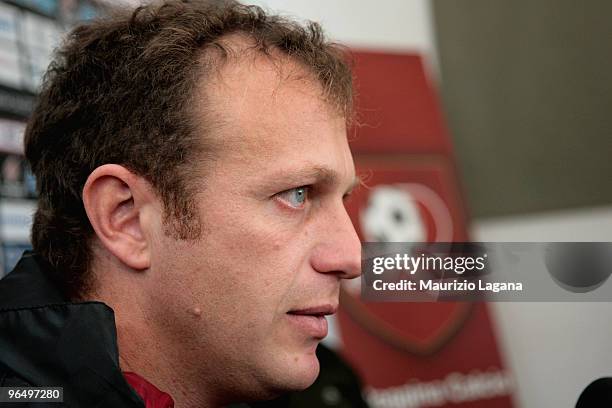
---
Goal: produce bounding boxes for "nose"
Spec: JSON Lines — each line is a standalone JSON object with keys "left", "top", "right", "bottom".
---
{"left": 310, "top": 203, "right": 362, "bottom": 280}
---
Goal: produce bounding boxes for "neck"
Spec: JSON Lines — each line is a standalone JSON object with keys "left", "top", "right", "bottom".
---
{"left": 87, "top": 259, "right": 224, "bottom": 407}
{"left": 117, "top": 322, "right": 218, "bottom": 408}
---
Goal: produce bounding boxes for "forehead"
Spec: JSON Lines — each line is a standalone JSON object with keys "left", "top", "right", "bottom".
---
{"left": 202, "top": 43, "right": 338, "bottom": 134}
{"left": 195, "top": 38, "right": 354, "bottom": 180}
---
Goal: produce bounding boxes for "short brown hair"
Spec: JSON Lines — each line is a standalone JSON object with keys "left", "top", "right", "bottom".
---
{"left": 25, "top": 0, "right": 353, "bottom": 298}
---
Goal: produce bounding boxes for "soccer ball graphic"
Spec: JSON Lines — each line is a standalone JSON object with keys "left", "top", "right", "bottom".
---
{"left": 332, "top": 184, "right": 454, "bottom": 345}
{"left": 342, "top": 183, "right": 453, "bottom": 297}
{"left": 360, "top": 185, "right": 426, "bottom": 243}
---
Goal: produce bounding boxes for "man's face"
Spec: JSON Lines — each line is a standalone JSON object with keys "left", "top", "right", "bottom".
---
{"left": 147, "top": 51, "right": 361, "bottom": 400}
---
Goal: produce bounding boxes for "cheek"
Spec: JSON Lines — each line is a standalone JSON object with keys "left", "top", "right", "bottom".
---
{"left": 160, "top": 194, "right": 315, "bottom": 316}
{"left": 204, "top": 201, "right": 309, "bottom": 273}
{"left": 209, "top": 235, "right": 314, "bottom": 334}
{"left": 214, "top": 236, "right": 299, "bottom": 299}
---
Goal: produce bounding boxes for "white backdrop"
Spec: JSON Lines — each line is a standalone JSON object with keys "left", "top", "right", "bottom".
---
{"left": 475, "top": 207, "right": 612, "bottom": 408}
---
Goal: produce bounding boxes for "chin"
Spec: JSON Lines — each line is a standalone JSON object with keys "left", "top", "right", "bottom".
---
{"left": 229, "top": 346, "right": 320, "bottom": 404}
{"left": 266, "top": 348, "right": 321, "bottom": 393}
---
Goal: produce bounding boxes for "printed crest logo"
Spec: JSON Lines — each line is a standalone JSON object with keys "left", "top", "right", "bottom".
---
{"left": 360, "top": 183, "right": 454, "bottom": 242}
{"left": 360, "top": 185, "right": 427, "bottom": 243}
{"left": 340, "top": 182, "right": 472, "bottom": 356}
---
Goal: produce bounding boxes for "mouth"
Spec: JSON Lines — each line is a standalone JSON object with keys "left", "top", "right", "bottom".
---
{"left": 286, "top": 304, "right": 338, "bottom": 339}
{"left": 288, "top": 304, "right": 338, "bottom": 316}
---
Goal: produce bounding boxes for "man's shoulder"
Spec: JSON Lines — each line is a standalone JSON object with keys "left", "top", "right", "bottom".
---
{"left": 0, "top": 253, "right": 144, "bottom": 408}
{"left": 0, "top": 252, "right": 66, "bottom": 310}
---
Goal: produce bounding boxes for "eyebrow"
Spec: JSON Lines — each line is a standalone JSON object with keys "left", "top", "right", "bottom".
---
{"left": 268, "top": 165, "right": 360, "bottom": 195}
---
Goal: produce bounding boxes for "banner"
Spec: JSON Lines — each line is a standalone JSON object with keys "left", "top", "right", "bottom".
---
{"left": 334, "top": 52, "right": 516, "bottom": 408}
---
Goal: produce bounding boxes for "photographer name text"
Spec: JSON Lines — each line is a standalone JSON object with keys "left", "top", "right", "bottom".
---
{"left": 369, "top": 254, "right": 523, "bottom": 293}
{"left": 372, "top": 279, "right": 523, "bottom": 293}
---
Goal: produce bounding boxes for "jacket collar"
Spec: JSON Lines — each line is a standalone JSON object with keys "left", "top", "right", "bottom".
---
{"left": 0, "top": 252, "right": 66, "bottom": 309}
{"left": 0, "top": 252, "right": 145, "bottom": 407}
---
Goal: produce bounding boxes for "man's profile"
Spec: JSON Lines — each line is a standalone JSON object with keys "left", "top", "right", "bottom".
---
{"left": 0, "top": 1, "right": 362, "bottom": 407}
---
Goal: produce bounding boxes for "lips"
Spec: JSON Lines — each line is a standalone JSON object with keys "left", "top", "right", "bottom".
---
{"left": 287, "top": 304, "right": 338, "bottom": 316}
{"left": 286, "top": 304, "right": 338, "bottom": 339}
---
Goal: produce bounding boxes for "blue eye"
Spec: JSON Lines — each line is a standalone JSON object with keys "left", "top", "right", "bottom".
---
{"left": 278, "top": 186, "right": 309, "bottom": 208}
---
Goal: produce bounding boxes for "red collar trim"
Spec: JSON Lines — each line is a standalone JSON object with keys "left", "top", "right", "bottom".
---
{"left": 123, "top": 372, "right": 175, "bottom": 408}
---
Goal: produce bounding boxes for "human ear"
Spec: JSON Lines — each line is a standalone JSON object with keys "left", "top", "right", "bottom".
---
{"left": 82, "top": 164, "right": 155, "bottom": 270}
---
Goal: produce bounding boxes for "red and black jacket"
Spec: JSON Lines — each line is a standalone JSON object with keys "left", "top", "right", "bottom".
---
{"left": 0, "top": 252, "right": 173, "bottom": 408}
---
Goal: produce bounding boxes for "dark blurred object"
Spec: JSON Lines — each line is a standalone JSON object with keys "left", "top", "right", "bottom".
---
{"left": 545, "top": 243, "right": 612, "bottom": 293}
{"left": 576, "top": 378, "right": 612, "bottom": 407}
{"left": 0, "top": 0, "right": 101, "bottom": 104}
{"left": 245, "top": 344, "right": 369, "bottom": 408}
{"left": 0, "top": 153, "right": 37, "bottom": 198}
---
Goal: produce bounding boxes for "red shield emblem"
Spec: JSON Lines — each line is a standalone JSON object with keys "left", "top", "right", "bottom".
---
{"left": 340, "top": 156, "right": 473, "bottom": 356}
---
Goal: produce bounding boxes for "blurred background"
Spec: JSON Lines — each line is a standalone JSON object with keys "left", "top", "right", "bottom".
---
{"left": 0, "top": 0, "right": 611, "bottom": 407}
